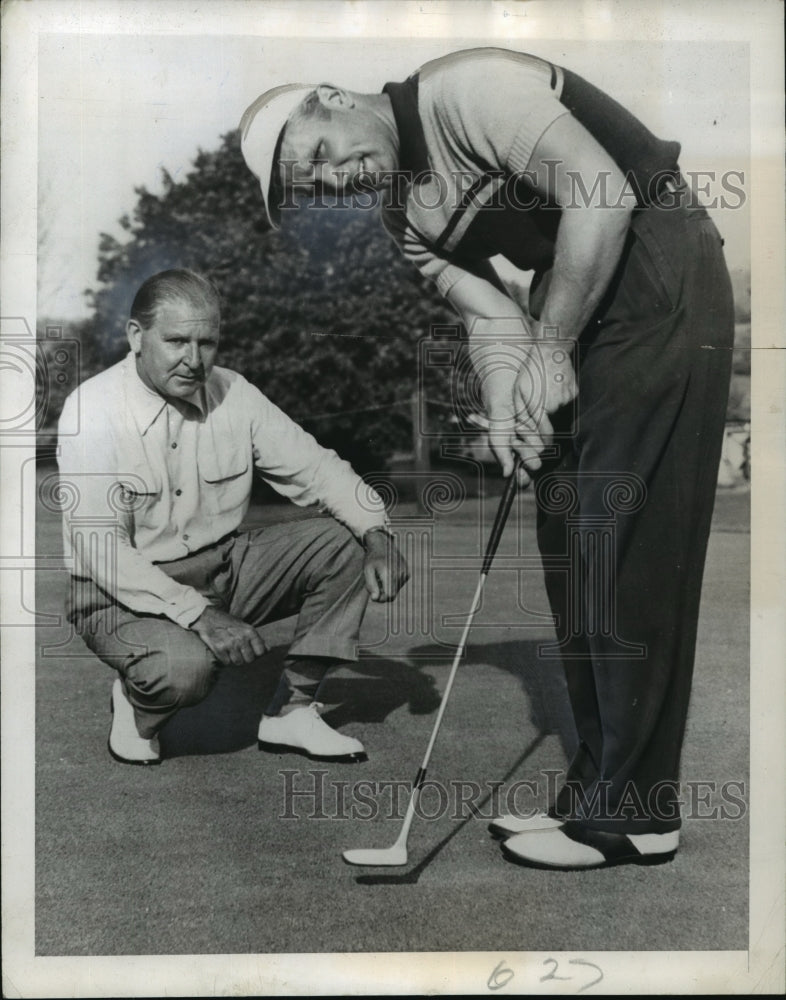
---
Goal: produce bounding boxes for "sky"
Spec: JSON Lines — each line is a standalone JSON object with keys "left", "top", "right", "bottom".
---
{"left": 36, "top": 26, "right": 752, "bottom": 320}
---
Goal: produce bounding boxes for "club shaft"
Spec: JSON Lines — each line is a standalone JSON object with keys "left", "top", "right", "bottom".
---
{"left": 417, "top": 572, "right": 487, "bottom": 771}
{"left": 482, "top": 461, "right": 521, "bottom": 574}
{"left": 415, "top": 462, "right": 521, "bottom": 774}
{"left": 346, "top": 464, "right": 519, "bottom": 863}
{"left": 396, "top": 782, "right": 422, "bottom": 849}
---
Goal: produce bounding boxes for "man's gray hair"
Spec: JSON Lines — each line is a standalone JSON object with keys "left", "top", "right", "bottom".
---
{"left": 289, "top": 88, "right": 332, "bottom": 126}
{"left": 130, "top": 269, "right": 220, "bottom": 329}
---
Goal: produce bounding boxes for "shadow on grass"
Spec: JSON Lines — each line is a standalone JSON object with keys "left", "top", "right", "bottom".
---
{"left": 336, "top": 638, "right": 577, "bottom": 749}
{"left": 342, "top": 637, "right": 578, "bottom": 884}
{"left": 353, "top": 732, "right": 547, "bottom": 886}
{"left": 162, "top": 638, "right": 576, "bottom": 769}
{"left": 161, "top": 646, "right": 445, "bottom": 758}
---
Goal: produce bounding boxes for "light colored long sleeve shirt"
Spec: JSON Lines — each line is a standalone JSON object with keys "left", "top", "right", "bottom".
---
{"left": 57, "top": 353, "right": 388, "bottom": 627}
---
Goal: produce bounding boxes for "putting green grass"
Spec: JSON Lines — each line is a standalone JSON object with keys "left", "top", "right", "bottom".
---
{"left": 34, "top": 472, "right": 750, "bottom": 955}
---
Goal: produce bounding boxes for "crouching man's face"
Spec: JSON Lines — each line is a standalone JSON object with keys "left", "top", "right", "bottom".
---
{"left": 126, "top": 297, "right": 220, "bottom": 401}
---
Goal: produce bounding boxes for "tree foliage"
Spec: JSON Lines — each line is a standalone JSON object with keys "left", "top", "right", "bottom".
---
{"left": 87, "top": 131, "right": 458, "bottom": 469}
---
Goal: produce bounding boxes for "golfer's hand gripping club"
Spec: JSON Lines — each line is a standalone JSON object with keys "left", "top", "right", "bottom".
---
{"left": 482, "top": 456, "right": 523, "bottom": 576}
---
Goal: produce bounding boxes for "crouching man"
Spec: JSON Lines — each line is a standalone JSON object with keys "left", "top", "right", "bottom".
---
{"left": 57, "top": 268, "right": 408, "bottom": 766}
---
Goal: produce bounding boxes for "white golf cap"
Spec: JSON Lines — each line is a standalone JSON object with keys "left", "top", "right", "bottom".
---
{"left": 240, "top": 84, "right": 315, "bottom": 229}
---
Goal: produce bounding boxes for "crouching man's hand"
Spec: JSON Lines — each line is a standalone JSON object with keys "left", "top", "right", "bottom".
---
{"left": 191, "top": 606, "right": 267, "bottom": 666}
{"left": 362, "top": 528, "right": 409, "bottom": 603}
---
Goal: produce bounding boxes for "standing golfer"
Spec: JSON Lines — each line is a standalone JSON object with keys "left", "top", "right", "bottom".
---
{"left": 239, "top": 47, "right": 734, "bottom": 869}
{"left": 58, "top": 269, "right": 408, "bottom": 766}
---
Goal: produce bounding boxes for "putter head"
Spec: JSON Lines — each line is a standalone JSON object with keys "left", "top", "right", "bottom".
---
{"left": 342, "top": 845, "right": 408, "bottom": 867}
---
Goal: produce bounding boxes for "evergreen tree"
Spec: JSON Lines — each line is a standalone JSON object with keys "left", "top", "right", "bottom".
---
{"left": 87, "top": 130, "right": 458, "bottom": 469}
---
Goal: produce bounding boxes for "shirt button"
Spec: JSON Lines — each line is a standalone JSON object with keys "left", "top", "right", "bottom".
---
{"left": 175, "top": 489, "right": 182, "bottom": 496}
{"left": 171, "top": 442, "right": 178, "bottom": 449}
{"left": 183, "top": 533, "right": 189, "bottom": 541}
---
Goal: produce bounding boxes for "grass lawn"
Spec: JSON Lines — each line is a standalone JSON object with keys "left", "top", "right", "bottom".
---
{"left": 34, "top": 470, "right": 750, "bottom": 956}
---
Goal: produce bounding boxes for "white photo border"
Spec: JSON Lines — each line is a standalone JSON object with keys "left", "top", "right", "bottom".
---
{"left": 1, "top": 0, "right": 784, "bottom": 995}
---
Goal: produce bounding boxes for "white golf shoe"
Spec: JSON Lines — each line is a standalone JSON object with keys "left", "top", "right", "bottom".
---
{"left": 501, "top": 822, "right": 679, "bottom": 870}
{"left": 108, "top": 678, "right": 161, "bottom": 765}
{"left": 488, "top": 812, "right": 564, "bottom": 838}
{"left": 258, "top": 702, "right": 367, "bottom": 762}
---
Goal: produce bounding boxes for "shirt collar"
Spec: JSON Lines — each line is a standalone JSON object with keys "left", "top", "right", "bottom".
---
{"left": 123, "top": 353, "right": 208, "bottom": 434}
{"left": 382, "top": 73, "right": 430, "bottom": 178}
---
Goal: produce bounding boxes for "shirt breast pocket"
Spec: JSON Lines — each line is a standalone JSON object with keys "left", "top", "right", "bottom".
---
{"left": 118, "top": 465, "right": 162, "bottom": 530}
{"left": 200, "top": 447, "right": 250, "bottom": 516}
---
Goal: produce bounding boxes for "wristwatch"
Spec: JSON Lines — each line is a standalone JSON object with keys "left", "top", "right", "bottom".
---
{"left": 362, "top": 525, "right": 394, "bottom": 549}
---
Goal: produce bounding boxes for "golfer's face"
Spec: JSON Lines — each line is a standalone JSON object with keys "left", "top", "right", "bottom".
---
{"left": 129, "top": 298, "right": 220, "bottom": 401}
{"left": 280, "top": 104, "right": 397, "bottom": 194}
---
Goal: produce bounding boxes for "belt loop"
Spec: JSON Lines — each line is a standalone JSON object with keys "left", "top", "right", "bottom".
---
{"left": 551, "top": 65, "right": 564, "bottom": 98}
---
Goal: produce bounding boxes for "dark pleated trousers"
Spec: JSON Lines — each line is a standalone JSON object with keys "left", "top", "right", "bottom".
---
{"left": 531, "top": 200, "right": 734, "bottom": 833}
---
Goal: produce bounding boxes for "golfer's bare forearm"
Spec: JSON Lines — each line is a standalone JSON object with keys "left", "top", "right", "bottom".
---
{"left": 448, "top": 271, "right": 532, "bottom": 371}
{"left": 536, "top": 204, "right": 633, "bottom": 343}
{"left": 524, "top": 112, "right": 636, "bottom": 343}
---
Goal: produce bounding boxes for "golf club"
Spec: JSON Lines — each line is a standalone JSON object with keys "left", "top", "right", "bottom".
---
{"left": 342, "top": 458, "right": 521, "bottom": 867}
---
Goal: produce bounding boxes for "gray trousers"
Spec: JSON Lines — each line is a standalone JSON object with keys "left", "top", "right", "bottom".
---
{"left": 70, "top": 518, "right": 369, "bottom": 738}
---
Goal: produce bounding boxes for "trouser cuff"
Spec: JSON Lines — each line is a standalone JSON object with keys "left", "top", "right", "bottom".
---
{"left": 265, "top": 656, "right": 343, "bottom": 716}
{"left": 287, "top": 637, "right": 358, "bottom": 662}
